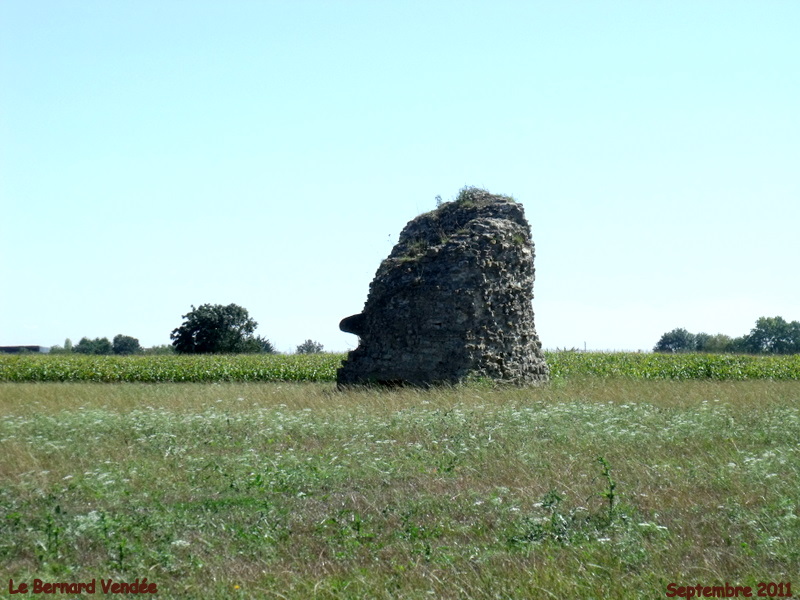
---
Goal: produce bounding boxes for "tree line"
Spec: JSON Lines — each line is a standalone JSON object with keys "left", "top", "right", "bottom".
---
{"left": 49, "top": 303, "right": 325, "bottom": 356}
{"left": 654, "top": 316, "right": 800, "bottom": 354}
{"left": 50, "top": 335, "right": 155, "bottom": 355}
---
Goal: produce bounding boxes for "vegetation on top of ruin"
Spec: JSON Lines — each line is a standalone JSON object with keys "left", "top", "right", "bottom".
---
{"left": 452, "top": 185, "right": 516, "bottom": 208}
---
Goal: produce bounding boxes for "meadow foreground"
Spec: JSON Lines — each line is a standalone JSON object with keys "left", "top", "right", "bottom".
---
{"left": 1, "top": 380, "right": 798, "bottom": 599}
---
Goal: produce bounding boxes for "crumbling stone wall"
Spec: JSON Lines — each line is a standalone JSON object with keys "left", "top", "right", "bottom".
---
{"left": 337, "top": 187, "right": 548, "bottom": 386}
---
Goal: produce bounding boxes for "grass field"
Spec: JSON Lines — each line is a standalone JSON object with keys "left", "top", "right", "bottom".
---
{"left": 1, "top": 377, "right": 798, "bottom": 599}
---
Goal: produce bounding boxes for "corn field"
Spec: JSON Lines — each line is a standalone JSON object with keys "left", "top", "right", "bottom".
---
{"left": 1, "top": 351, "right": 798, "bottom": 383}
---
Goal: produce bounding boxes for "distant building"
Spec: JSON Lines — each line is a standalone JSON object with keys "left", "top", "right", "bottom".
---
{"left": 0, "top": 345, "right": 51, "bottom": 354}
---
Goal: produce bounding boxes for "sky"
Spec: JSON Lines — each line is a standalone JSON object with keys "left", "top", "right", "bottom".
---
{"left": 1, "top": 1, "right": 798, "bottom": 353}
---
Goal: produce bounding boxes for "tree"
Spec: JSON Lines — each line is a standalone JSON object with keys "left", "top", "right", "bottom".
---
{"left": 744, "top": 316, "right": 800, "bottom": 354}
{"left": 50, "top": 338, "right": 74, "bottom": 355}
{"left": 729, "top": 336, "right": 749, "bottom": 353}
{"left": 790, "top": 321, "right": 800, "bottom": 353}
{"left": 695, "top": 333, "right": 734, "bottom": 353}
{"left": 694, "top": 332, "right": 712, "bottom": 352}
{"left": 74, "top": 337, "right": 113, "bottom": 355}
{"left": 653, "top": 328, "right": 696, "bottom": 353}
{"left": 170, "top": 303, "right": 260, "bottom": 354}
{"left": 296, "top": 339, "right": 324, "bottom": 354}
{"left": 143, "top": 344, "right": 176, "bottom": 355}
{"left": 113, "top": 334, "right": 142, "bottom": 355}
{"left": 73, "top": 338, "right": 91, "bottom": 354}
{"left": 257, "top": 336, "right": 277, "bottom": 354}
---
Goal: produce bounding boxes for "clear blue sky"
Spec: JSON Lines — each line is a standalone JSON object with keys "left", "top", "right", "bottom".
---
{"left": 2, "top": 1, "right": 798, "bottom": 353}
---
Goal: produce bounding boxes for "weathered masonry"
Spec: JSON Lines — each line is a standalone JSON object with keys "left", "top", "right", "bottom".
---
{"left": 338, "top": 187, "right": 548, "bottom": 386}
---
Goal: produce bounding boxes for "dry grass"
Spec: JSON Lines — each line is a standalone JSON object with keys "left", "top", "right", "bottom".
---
{"left": 1, "top": 379, "right": 798, "bottom": 599}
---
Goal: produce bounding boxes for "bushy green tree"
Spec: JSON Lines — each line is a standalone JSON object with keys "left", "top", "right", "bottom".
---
{"left": 74, "top": 337, "right": 113, "bottom": 355}
{"left": 695, "top": 333, "right": 734, "bottom": 353}
{"left": 170, "top": 303, "right": 260, "bottom": 354}
{"left": 789, "top": 321, "right": 800, "bottom": 352}
{"left": 50, "top": 338, "right": 74, "bottom": 354}
{"left": 745, "top": 316, "right": 800, "bottom": 354}
{"left": 653, "top": 328, "right": 696, "bottom": 353}
{"left": 296, "top": 339, "right": 324, "bottom": 354}
{"left": 694, "top": 332, "right": 711, "bottom": 352}
{"left": 112, "top": 334, "right": 142, "bottom": 355}
{"left": 257, "top": 336, "right": 277, "bottom": 354}
{"left": 729, "top": 336, "right": 749, "bottom": 353}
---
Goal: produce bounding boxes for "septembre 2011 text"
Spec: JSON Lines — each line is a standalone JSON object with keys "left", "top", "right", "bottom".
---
{"left": 666, "top": 582, "right": 792, "bottom": 598}
{"left": 9, "top": 578, "right": 157, "bottom": 595}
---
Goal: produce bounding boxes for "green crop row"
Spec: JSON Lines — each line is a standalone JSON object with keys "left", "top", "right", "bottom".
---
{"left": 545, "top": 351, "right": 800, "bottom": 380}
{"left": 0, "top": 353, "right": 345, "bottom": 383}
{"left": 0, "top": 351, "right": 798, "bottom": 383}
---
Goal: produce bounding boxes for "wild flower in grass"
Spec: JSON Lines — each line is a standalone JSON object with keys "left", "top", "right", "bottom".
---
{"left": 638, "top": 522, "right": 668, "bottom": 532}
{"left": 71, "top": 510, "right": 102, "bottom": 534}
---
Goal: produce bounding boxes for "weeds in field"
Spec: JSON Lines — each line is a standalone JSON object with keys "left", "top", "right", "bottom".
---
{"left": 1, "top": 380, "right": 798, "bottom": 598}
{"left": 596, "top": 456, "right": 616, "bottom": 526}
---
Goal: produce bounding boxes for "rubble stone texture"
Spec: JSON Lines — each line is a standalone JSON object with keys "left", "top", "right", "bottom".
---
{"left": 337, "top": 187, "right": 549, "bottom": 386}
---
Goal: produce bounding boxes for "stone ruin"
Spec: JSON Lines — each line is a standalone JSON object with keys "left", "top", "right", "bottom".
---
{"left": 337, "top": 187, "right": 549, "bottom": 386}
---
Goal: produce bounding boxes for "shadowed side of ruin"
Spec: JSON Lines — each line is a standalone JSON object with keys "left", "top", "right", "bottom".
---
{"left": 337, "top": 187, "right": 548, "bottom": 386}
